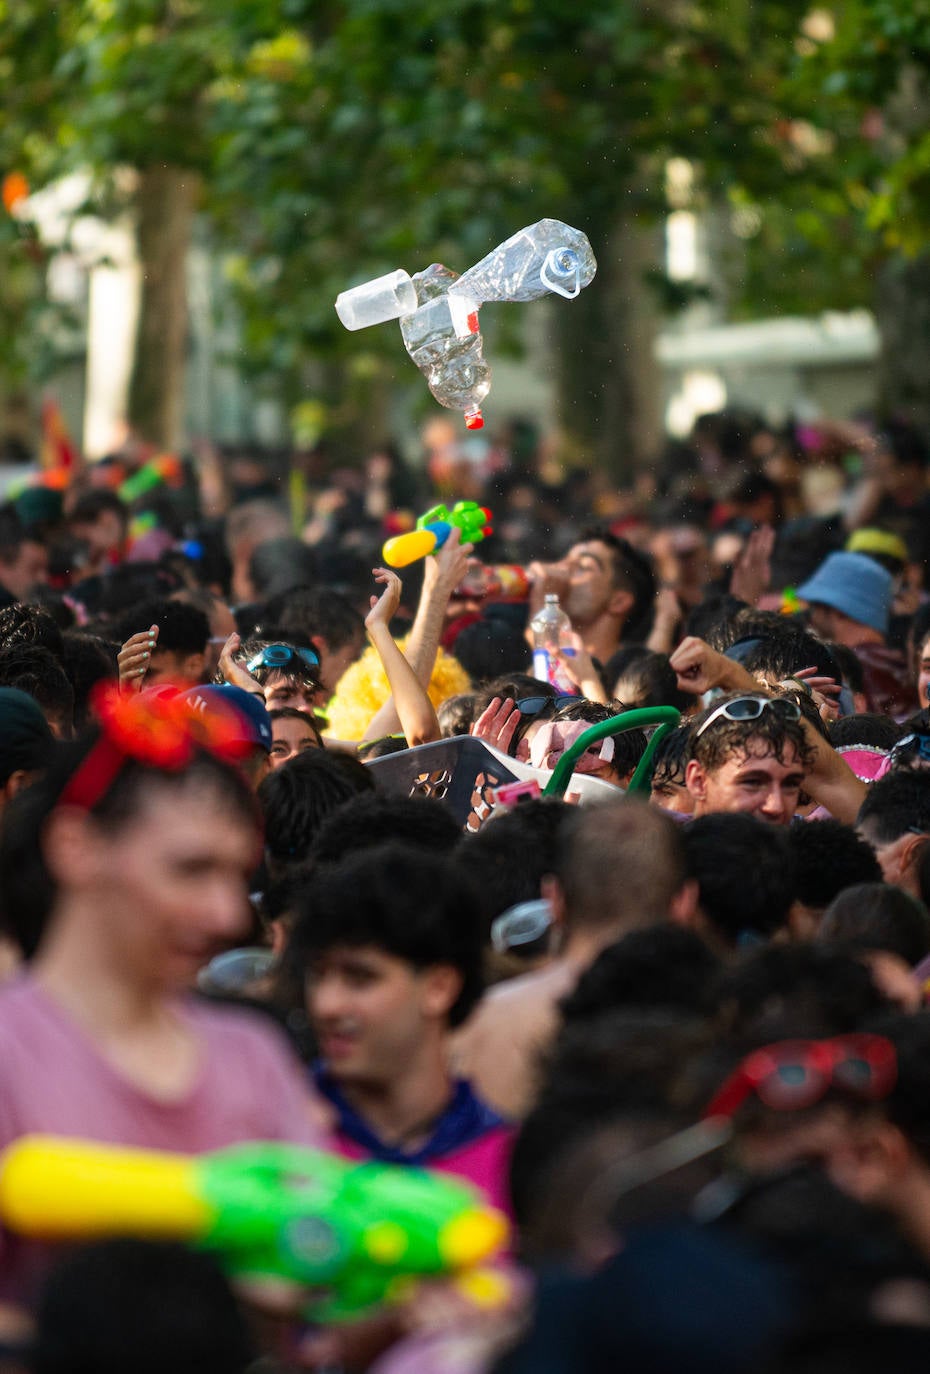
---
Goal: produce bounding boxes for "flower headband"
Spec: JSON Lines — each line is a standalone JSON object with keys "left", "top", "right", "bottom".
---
{"left": 59, "top": 685, "right": 255, "bottom": 811}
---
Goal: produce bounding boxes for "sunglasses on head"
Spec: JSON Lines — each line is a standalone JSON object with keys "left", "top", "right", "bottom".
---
{"left": 703, "top": 1034, "right": 897, "bottom": 1122}
{"left": 515, "top": 693, "right": 578, "bottom": 716}
{"left": 246, "top": 643, "right": 320, "bottom": 676}
{"left": 695, "top": 695, "right": 801, "bottom": 739}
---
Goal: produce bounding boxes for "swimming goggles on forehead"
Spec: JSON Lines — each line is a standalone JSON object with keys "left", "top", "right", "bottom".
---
{"left": 695, "top": 695, "right": 801, "bottom": 739}
{"left": 703, "top": 1034, "right": 896, "bottom": 1122}
{"left": 246, "top": 643, "right": 320, "bottom": 676}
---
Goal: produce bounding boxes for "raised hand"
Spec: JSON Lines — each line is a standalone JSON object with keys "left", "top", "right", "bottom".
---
{"left": 470, "top": 696, "right": 523, "bottom": 755}
{"left": 117, "top": 625, "right": 158, "bottom": 695}
{"left": 365, "top": 567, "right": 403, "bottom": 631}
{"left": 217, "top": 632, "right": 264, "bottom": 696}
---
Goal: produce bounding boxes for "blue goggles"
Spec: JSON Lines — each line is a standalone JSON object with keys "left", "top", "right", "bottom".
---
{"left": 246, "top": 643, "right": 320, "bottom": 677}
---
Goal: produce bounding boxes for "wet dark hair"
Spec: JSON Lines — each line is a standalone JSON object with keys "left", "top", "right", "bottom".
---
{"left": 684, "top": 813, "right": 796, "bottom": 947}
{"left": 561, "top": 927, "right": 722, "bottom": 1024}
{"left": 311, "top": 792, "right": 460, "bottom": 868}
{"left": 258, "top": 748, "right": 374, "bottom": 867}
{"left": 857, "top": 770, "right": 930, "bottom": 845}
{"left": 454, "top": 797, "right": 574, "bottom": 937}
{"left": 263, "top": 584, "right": 365, "bottom": 652}
{"left": 115, "top": 598, "right": 209, "bottom": 657}
{"left": 285, "top": 841, "right": 484, "bottom": 1027}
{"left": 820, "top": 884, "right": 930, "bottom": 966}
{"left": 0, "top": 644, "right": 74, "bottom": 733}
{"left": 59, "top": 633, "right": 119, "bottom": 733}
{"left": 650, "top": 723, "right": 691, "bottom": 791}
{"left": 609, "top": 650, "right": 691, "bottom": 713}
{"left": 0, "top": 732, "right": 258, "bottom": 959}
{"left": 829, "top": 713, "right": 902, "bottom": 751}
{"left": 0, "top": 603, "right": 64, "bottom": 659}
{"left": 688, "top": 691, "right": 813, "bottom": 775}
{"left": 788, "top": 820, "right": 883, "bottom": 912}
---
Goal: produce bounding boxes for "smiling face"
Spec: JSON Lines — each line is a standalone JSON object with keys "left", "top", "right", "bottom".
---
{"left": 306, "top": 945, "right": 458, "bottom": 1087}
{"left": 686, "top": 742, "right": 805, "bottom": 826}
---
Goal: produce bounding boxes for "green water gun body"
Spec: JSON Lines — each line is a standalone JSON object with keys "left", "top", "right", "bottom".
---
{"left": 383, "top": 501, "right": 492, "bottom": 568}
{"left": 0, "top": 1136, "right": 507, "bottom": 1320}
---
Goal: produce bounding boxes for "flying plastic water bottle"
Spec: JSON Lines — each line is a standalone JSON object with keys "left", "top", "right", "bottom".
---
{"left": 334, "top": 219, "right": 597, "bottom": 430}
{"left": 530, "top": 594, "right": 577, "bottom": 694}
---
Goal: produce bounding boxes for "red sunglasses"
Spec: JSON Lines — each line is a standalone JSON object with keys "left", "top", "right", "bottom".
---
{"left": 703, "top": 1034, "right": 897, "bottom": 1122}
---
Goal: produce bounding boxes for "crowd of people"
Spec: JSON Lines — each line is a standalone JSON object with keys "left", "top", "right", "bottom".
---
{"left": 1, "top": 408, "right": 930, "bottom": 1370}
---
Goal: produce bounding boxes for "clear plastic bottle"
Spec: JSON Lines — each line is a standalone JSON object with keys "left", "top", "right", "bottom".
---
{"left": 455, "top": 564, "right": 530, "bottom": 601}
{"left": 335, "top": 219, "right": 597, "bottom": 428}
{"left": 399, "top": 264, "right": 490, "bottom": 430}
{"left": 530, "top": 594, "right": 577, "bottom": 692}
{"left": 451, "top": 219, "right": 597, "bottom": 305}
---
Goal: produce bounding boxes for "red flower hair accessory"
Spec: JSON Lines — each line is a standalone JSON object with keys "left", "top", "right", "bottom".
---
{"left": 59, "top": 684, "right": 254, "bottom": 811}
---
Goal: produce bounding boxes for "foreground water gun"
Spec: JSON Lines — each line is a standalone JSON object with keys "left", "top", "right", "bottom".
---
{"left": 335, "top": 218, "right": 597, "bottom": 430}
{"left": 0, "top": 1136, "right": 507, "bottom": 1320}
{"left": 383, "top": 500, "right": 492, "bottom": 568}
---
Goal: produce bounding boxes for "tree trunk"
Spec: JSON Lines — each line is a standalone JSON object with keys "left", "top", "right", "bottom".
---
{"left": 874, "top": 254, "right": 930, "bottom": 430}
{"left": 553, "top": 213, "right": 664, "bottom": 485}
{"left": 128, "top": 165, "right": 201, "bottom": 448}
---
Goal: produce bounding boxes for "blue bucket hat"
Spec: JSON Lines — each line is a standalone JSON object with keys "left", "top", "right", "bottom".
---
{"left": 796, "top": 551, "right": 893, "bottom": 635}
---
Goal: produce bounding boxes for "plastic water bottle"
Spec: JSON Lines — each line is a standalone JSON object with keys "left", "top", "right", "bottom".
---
{"left": 335, "top": 269, "right": 419, "bottom": 330}
{"left": 451, "top": 219, "right": 597, "bottom": 305}
{"left": 530, "top": 594, "right": 576, "bottom": 692}
{"left": 399, "top": 264, "right": 490, "bottom": 430}
{"left": 335, "top": 220, "right": 597, "bottom": 429}
{"left": 455, "top": 564, "right": 531, "bottom": 601}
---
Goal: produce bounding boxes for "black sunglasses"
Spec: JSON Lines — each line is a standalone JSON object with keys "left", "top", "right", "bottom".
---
{"left": 515, "top": 693, "right": 578, "bottom": 717}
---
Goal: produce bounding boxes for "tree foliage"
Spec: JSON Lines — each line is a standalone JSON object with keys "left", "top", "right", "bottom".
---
{"left": 2, "top": 0, "right": 930, "bottom": 439}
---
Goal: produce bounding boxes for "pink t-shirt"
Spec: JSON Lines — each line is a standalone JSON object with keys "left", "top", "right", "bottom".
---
{"left": 0, "top": 976, "right": 329, "bottom": 1303}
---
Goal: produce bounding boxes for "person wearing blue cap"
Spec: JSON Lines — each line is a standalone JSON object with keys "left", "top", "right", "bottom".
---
{"left": 183, "top": 684, "right": 273, "bottom": 789}
{"left": 797, "top": 551, "right": 916, "bottom": 719}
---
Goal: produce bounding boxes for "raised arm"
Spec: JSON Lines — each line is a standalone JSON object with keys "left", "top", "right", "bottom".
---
{"left": 362, "top": 530, "right": 471, "bottom": 740}
{"left": 362, "top": 569, "right": 440, "bottom": 747}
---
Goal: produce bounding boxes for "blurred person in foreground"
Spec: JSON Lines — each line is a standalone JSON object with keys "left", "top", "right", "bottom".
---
{"left": 0, "top": 686, "right": 329, "bottom": 1310}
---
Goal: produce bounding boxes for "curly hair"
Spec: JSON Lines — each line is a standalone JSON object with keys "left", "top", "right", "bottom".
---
{"left": 688, "top": 692, "right": 813, "bottom": 775}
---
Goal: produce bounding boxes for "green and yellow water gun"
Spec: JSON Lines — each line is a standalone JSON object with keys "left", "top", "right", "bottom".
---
{"left": 0, "top": 1136, "right": 508, "bottom": 1320}
{"left": 383, "top": 501, "right": 492, "bottom": 568}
